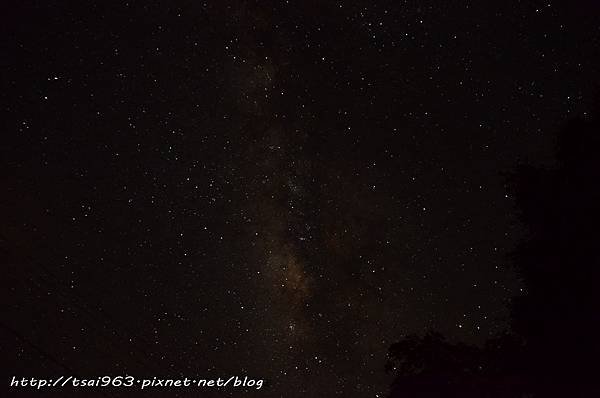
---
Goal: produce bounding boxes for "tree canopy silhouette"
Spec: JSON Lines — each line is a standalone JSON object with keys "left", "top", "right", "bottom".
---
{"left": 387, "top": 108, "right": 600, "bottom": 397}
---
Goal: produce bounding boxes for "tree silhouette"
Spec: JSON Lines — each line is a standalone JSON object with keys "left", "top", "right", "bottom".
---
{"left": 386, "top": 332, "right": 526, "bottom": 397}
{"left": 508, "top": 109, "right": 600, "bottom": 396}
{"left": 387, "top": 108, "right": 600, "bottom": 397}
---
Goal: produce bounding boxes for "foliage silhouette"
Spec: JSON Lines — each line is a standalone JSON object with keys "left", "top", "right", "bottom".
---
{"left": 387, "top": 108, "right": 600, "bottom": 397}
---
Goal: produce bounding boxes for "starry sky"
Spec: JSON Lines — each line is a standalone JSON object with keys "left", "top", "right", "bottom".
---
{"left": 3, "top": 1, "right": 599, "bottom": 397}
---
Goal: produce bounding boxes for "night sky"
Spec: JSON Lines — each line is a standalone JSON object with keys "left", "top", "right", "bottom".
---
{"left": 3, "top": 1, "right": 599, "bottom": 397}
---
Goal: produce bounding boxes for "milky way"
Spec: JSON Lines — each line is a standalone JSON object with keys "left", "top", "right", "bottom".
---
{"left": 3, "top": 1, "right": 599, "bottom": 397}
